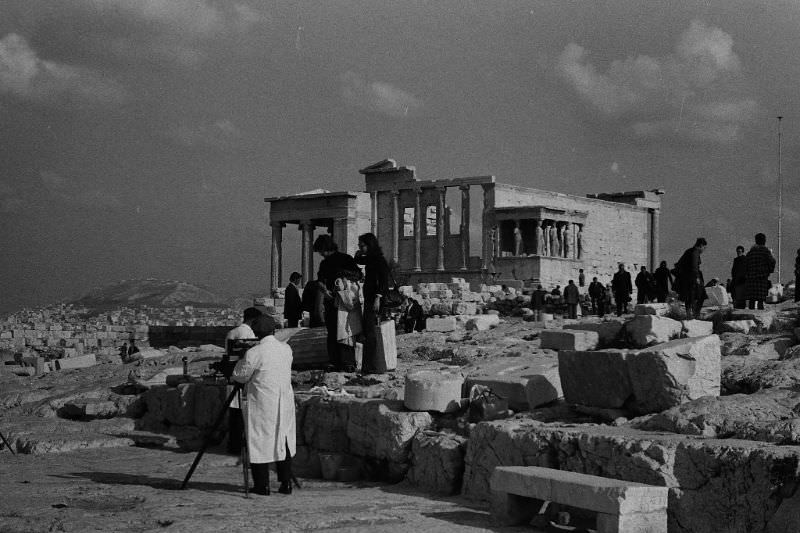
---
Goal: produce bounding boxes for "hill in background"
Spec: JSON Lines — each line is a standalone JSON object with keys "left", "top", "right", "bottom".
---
{"left": 70, "top": 279, "right": 231, "bottom": 311}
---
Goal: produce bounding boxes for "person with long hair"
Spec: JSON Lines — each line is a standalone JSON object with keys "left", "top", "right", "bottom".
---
{"left": 354, "top": 232, "right": 390, "bottom": 374}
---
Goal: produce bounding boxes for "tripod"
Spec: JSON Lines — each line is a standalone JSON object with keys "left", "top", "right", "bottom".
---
{"left": 0, "top": 429, "right": 15, "bottom": 455}
{"left": 181, "top": 385, "right": 251, "bottom": 496}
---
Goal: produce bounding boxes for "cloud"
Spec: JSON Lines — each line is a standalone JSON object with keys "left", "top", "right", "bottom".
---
{"left": 166, "top": 119, "right": 243, "bottom": 148}
{"left": 557, "top": 20, "right": 756, "bottom": 143}
{"left": 341, "top": 71, "right": 423, "bottom": 117}
{"left": 0, "top": 33, "right": 126, "bottom": 105}
{"left": 40, "top": 170, "right": 121, "bottom": 209}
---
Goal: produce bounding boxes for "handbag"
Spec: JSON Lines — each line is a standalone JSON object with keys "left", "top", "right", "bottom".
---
{"left": 382, "top": 269, "right": 404, "bottom": 309}
{"left": 468, "top": 385, "right": 509, "bottom": 423}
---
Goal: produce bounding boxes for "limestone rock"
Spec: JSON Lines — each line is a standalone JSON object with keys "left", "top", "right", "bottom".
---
{"left": 626, "top": 315, "right": 682, "bottom": 347}
{"left": 300, "top": 396, "right": 351, "bottom": 453}
{"left": 633, "top": 303, "right": 670, "bottom": 316}
{"left": 346, "top": 399, "right": 433, "bottom": 464}
{"left": 465, "top": 354, "right": 561, "bottom": 411}
{"left": 681, "top": 320, "right": 713, "bottom": 338}
{"left": 731, "top": 310, "right": 776, "bottom": 331}
{"left": 719, "top": 332, "right": 751, "bottom": 356}
{"left": 55, "top": 353, "right": 97, "bottom": 370}
{"left": 404, "top": 370, "right": 464, "bottom": 412}
{"left": 466, "top": 315, "right": 500, "bottom": 331}
{"left": 704, "top": 285, "right": 730, "bottom": 306}
{"left": 452, "top": 302, "right": 477, "bottom": 315}
{"left": 721, "top": 357, "right": 800, "bottom": 394}
{"left": 746, "top": 336, "right": 795, "bottom": 360}
{"left": 558, "top": 349, "right": 633, "bottom": 409}
{"left": 539, "top": 330, "right": 599, "bottom": 351}
{"left": 426, "top": 317, "right": 457, "bottom": 332}
{"left": 564, "top": 319, "right": 625, "bottom": 346}
{"left": 718, "top": 320, "right": 757, "bottom": 334}
{"left": 406, "top": 430, "right": 466, "bottom": 495}
{"left": 627, "top": 335, "right": 721, "bottom": 415}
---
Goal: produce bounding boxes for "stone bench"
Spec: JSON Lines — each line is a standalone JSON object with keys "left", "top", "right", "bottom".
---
{"left": 490, "top": 466, "right": 668, "bottom": 532}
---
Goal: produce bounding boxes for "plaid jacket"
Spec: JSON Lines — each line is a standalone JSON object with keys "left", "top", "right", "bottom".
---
{"left": 744, "top": 245, "right": 776, "bottom": 300}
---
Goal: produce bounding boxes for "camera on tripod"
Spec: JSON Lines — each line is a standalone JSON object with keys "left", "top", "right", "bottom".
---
{"left": 210, "top": 338, "right": 260, "bottom": 379}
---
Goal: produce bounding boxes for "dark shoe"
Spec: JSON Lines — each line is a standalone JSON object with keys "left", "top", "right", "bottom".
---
{"left": 250, "top": 486, "right": 270, "bottom": 496}
{"left": 278, "top": 482, "right": 292, "bottom": 495}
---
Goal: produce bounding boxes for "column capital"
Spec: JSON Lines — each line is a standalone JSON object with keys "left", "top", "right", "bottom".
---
{"left": 390, "top": 189, "right": 401, "bottom": 197}
{"left": 270, "top": 221, "right": 286, "bottom": 229}
{"left": 459, "top": 184, "right": 471, "bottom": 192}
{"left": 298, "top": 220, "right": 315, "bottom": 230}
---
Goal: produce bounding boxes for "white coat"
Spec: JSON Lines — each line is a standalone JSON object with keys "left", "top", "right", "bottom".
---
{"left": 231, "top": 335, "right": 296, "bottom": 463}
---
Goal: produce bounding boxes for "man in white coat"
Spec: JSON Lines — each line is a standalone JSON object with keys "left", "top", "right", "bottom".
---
{"left": 225, "top": 307, "right": 261, "bottom": 455}
{"left": 232, "top": 315, "right": 296, "bottom": 496}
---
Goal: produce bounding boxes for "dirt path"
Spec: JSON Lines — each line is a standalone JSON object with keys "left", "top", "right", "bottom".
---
{"left": 0, "top": 446, "right": 536, "bottom": 533}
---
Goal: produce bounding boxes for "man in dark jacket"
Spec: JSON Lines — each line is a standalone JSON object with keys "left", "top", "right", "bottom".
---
{"left": 653, "top": 261, "right": 673, "bottom": 303}
{"left": 588, "top": 277, "right": 605, "bottom": 315}
{"left": 730, "top": 246, "right": 747, "bottom": 309}
{"left": 676, "top": 237, "right": 707, "bottom": 319}
{"left": 283, "top": 272, "right": 303, "bottom": 327}
{"left": 634, "top": 266, "right": 653, "bottom": 304}
{"left": 745, "top": 233, "right": 776, "bottom": 310}
{"left": 563, "top": 280, "right": 580, "bottom": 319}
{"left": 612, "top": 263, "right": 633, "bottom": 316}
{"left": 530, "top": 284, "right": 548, "bottom": 321}
{"left": 301, "top": 279, "right": 326, "bottom": 327}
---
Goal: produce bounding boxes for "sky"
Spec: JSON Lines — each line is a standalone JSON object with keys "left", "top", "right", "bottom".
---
{"left": 2, "top": 0, "right": 800, "bottom": 313}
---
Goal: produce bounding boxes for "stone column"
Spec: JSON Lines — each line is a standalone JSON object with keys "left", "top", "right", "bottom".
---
{"left": 481, "top": 183, "right": 495, "bottom": 270}
{"left": 391, "top": 191, "right": 400, "bottom": 264}
{"left": 299, "top": 220, "right": 315, "bottom": 285}
{"left": 436, "top": 187, "right": 446, "bottom": 271}
{"left": 414, "top": 188, "right": 422, "bottom": 271}
{"left": 270, "top": 221, "right": 284, "bottom": 292}
{"left": 459, "top": 185, "right": 470, "bottom": 270}
{"left": 370, "top": 191, "right": 378, "bottom": 235}
{"left": 650, "top": 208, "right": 660, "bottom": 272}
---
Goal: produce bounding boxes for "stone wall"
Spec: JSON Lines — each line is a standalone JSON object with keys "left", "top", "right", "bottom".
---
{"left": 462, "top": 419, "right": 800, "bottom": 533}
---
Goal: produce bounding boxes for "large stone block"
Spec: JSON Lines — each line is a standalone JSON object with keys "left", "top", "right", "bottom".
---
{"left": 404, "top": 370, "right": 464, "bottom": 412}
{"left": 558, "top": 349, "right": 633, "bottom": 408}
{"left": 406, "top": 430, "right": 467, "bottom": 495}
{"left": 346, "top": 399, "right": 433, "bottom": 464}
{"left": 465, "top": 354, "right": 560, "bottom": 411}
{"left": 627, "top": 335, "right": 721, "bottom": 415}
{"left": 634, "top": 303, "right": 670, "bottom": 316}
{"left": 426, "top": 317, "right": 457, "bottom": 332}
{"left": 540, "top": 330, "right": 599, "bottom": 351}
{"left": 719, "top": 320, "right": 757, "bottom": 334}
{"left": 54, "top": 353, "right": 97, "bottom": 370}
{"left": 627, "top": 315, "right": 682, "bottom": 347}
{"left": 565, "top": 319, "right": 625, "bottom": 346}
{"left": 731, "top": 310, "right": 776, "bottom": 331}
{"left": 301, "top": 396, "right": 350, "bottom": 452}
{"left": 704, "top": 285, "right": 730, "bottom": 306}
{"left": 681, "top": 320, "right": 714, "bottom": 338}
{"left": 466, "top": 315, "right": 501, "bottom": 331}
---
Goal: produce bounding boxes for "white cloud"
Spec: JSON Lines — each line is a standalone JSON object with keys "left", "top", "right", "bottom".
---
{"left": 0, "top": 33, "right": 126, "bottom": 105}
{"left": 167, "top": 119, "right": 242, "bottom": 148}
{"left": 557, "top": 20, "right": 756, "bottom": 143}
{"left": 341, "top": 71, "right": 422, "bottom": 118}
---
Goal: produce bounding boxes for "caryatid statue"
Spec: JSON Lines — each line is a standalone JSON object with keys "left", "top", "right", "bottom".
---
{"left": 513, "top": 221, "right": 523, "bottom": 256}
{"left": 549, "top": 222, "right": 558, "bottom": 257}
{"left": 576, "top": 225, "right": 583, "bottom": 259}
{"left": 542, "top": 222, "right": 550, "bottom": 256}
{"left": 563, "top": 222, "right": 571, "bottom": 258}
{"left": 534, "top": 220, "right": 543, "bottom": 255}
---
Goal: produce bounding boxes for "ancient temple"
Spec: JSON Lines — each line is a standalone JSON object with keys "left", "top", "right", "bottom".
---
{"left": 265, "top": 159, "right": 663, "bottom": 290}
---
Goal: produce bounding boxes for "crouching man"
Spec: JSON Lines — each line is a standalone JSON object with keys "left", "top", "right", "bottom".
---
{"left": 232, "top": 315, "right": 296, "bottom": 495}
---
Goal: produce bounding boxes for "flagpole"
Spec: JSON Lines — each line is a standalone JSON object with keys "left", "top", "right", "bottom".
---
{"left": 777, "top": 116, "right": 783, "bottom": 285}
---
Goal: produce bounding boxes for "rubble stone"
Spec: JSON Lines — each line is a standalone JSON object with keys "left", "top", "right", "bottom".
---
{"left": 407, "top": 430, "right": 466, "bottom": 495}
{"left": 346, "top": 399, "right": 433, "bottom": 465}
{"left": 681, "top": 319, "right": 714, "bottom": 338}
{"left": 565, "top": 319, "right": 625, "bottom": 346}
{"left": 426, "top": 317, "right": 457, "bottom": 332}
{"left": 633, "top": 303, "right": 670, "bottom": 316}
{"left": 558, "top": 349, "right": 633, "bottom": 408}
{"left": 627, "top": 335, "right": 721, "bottom": 415}
{"left": 404, "top": 370, "right": 464, "bottom": 412}
{"left": 719, "top": 320, "right": 758, "bottom": 334}
{"left": 704, "top": 285, "right": 730, "bottom": 306}
{"left": 466, "top": 315, "right": 500, "bottom": 331}
{"left": 465, "top": 354, "right": 560, "bottom": 411}
{"left": 731, "top": 310, "right": 776, "bottom": 331}
{"left": 55, "top": 353, "right": 97, "bottom": 370}
{"left": 626, "top": 315, "right": 682, "bottom": 347}
{"left": 539, "top": 330, "right": 599, "bottom": 351}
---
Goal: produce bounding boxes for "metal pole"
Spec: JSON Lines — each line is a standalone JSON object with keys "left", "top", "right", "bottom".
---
{"left": 778, "top": 116, "right": 783, "bottom": 284}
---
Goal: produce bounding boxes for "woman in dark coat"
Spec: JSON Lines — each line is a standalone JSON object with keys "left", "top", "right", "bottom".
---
{"left": 653, "top": 261, "right": 673, "bottom": 303}
{"left": 354, "top": 232, "right": 390, "bottom": 374}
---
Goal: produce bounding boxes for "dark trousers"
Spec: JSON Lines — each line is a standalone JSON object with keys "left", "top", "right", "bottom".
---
{"left": 684, "top": 284, "right": 703, "bottom": 318}
{"left": 286, "top": 318, "right": 299, "bottom": 328}
{"left": 250, "top": 440, "right": 293, "bottom": 492}
{"left": 566, "top": 303, "right": 578, "bottom": 319}
{"left": 614, "top": 293, "right": 628, "bottom": 316}
{"left": 227, "top": 408, "right": 244, "bottom": 454}
{"left": 362, "top": 298, "right": 379, "bottom": 373}
{"left": 637, "top": 291, "right": 648, "bottom": 304}
{"left": 796, "top": 277, "right": 800, "bottom": 302}
{"left": 324, "top": 299, "right": 342, "bottom": 369}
